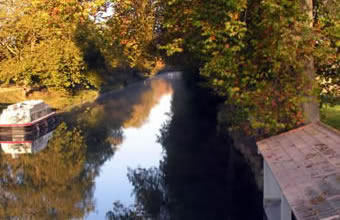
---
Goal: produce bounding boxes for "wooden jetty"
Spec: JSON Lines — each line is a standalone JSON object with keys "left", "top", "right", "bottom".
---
{"left": 257, "top": 122, "right": 340, "bottom": 220}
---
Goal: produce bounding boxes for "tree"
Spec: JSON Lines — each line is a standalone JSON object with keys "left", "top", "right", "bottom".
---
{"left": 0, "top": 0, "right": 107, "bottom": 92}
{"left": 314, "top": 0, "right": 339, "bottom": 105}
{"left": 103, "top": 0, "right": 164, "bottom": 75}
{"left": 160, "top": 0, "right": 339, "bottom": 136}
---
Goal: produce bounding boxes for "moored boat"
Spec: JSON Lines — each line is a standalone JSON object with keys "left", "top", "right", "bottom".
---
{"left": 0, "top": 100, "right": 57, "bottom": 135}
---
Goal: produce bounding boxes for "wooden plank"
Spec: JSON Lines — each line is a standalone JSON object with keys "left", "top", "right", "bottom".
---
{"left": 288, "top": 129, "right": 329, "bottom": 179}
{"left": 295, "top": 127, "right": 337, "bottom": 176}
{"left": 310, "top": 123, "right": 340, "bottom": 145}
{"left": 305, "top": 124, "right": 340, "bottom": 152}
{"left": 257, "top": 123, "right": 340, "bottom": 220}
{"left": 277, "top": 132, "right": 340, "bottom": 220}
{"left": 303, "top": 126, "right": 340, "bottom": 168}
{"left": 276, "top": 134, "right": 314, "bottom": 181}
{"left": 258, "top": 140, "right": 293, "bottom": 180}
{"left": 260, "top": 134, "right": 322, "bottom": 220}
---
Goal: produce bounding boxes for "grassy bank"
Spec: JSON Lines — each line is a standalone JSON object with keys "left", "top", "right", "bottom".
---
{"left": 0, "top": 88, "right": 98, "bottom": 112}
{"left": 0, "top": 67, "right": 149, "bottom": 112}
{"left": 321, "top": 105, "right": 340, "bottom": 130}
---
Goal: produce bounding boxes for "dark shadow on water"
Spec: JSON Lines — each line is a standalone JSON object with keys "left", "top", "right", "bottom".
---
{"left": 106, "top": 76, "right": 265, "bottom": 220}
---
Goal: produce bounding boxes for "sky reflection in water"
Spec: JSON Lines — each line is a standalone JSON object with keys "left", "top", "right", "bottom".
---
{"left": 86, "top": 93, "right": 173, "bottom": 220}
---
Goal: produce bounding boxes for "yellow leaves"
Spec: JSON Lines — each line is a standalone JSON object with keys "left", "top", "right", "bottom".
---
{"left": 336, "top": 40, "right": 340, "bottom": 47}
{"left": 231, "top": 87, "right": 240, "bottom": 93}
{"left": 183, "top": 8, "right": 193, "bottom": 15}
{"left": 37, "top": 12, "right": 50, "bottom": 21}
{"left": 224, "top": 21, "right": 246, "bottom": 38}
{"left": 102, "top": 0, "right": 160, "bottom": 72}
{"left": 31, "top": 0, "right": 41, "bottom": 7}
{"left": 228, "top": 12, "right": 239, "bottom": 20}
{"left": 158, "top": 38, "right": 184, "bottom": 56}
{"left": 168, "top": 0, "right": 178, "bottom": 6}
{"left": 0, "top": 0, "right": 107, "bottom": 91}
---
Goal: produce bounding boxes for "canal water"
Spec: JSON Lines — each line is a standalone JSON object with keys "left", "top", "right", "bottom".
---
{"left": 0, "top": 72, "right": 264, "bottom": 219}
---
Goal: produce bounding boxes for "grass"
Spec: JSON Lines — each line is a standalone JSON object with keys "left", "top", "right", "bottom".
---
{"left": 0, "top": 87, "right": 98, "bottom": 112}
{"left": 0, "top": 72, "right": 141, "bottom": 112}
{"left": 0, "top": 67, "right": 158, "bottom": 113}
{"left": 321, "top": 104, "right": 340, "bottom": 131}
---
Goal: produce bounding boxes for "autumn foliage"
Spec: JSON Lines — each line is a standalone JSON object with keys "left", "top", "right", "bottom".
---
{"left": 0, "top": 0, "right": 338, "bottom": 135}
{"left": 160, "top": 0, "right": 339, "bottom": 136}
{"left": 0, "top": 0, "right": 163, "bottom": 92}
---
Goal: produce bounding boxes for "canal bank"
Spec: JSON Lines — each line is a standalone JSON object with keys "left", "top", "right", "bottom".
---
{"left": 228, "top": 130, "right": 264, "bottom": 191}
{"left": 0, "top": 67, "right": 150, "bottom": 114}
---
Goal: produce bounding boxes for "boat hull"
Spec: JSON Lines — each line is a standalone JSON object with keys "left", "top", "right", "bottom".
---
{"left": 0, "top": 113, "right": 58, "bottom": 137}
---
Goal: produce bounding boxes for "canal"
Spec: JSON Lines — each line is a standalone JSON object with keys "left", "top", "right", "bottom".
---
{"left": 0, "top": 72, "right": 264, "bottom": 219}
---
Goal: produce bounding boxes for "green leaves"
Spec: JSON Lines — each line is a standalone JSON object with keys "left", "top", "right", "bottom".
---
{"left": 160, "top": 0, "right": 338, "bottom": 136}
{"left": 158, "top": 38, "right": 184, "bottom": 56}
{"left": 0, "top": 0, "right": 108, "bottom": 92}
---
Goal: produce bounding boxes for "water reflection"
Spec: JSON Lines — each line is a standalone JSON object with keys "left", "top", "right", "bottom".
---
{"left": 0, "top": 123, "right": 94, "bottom": 219}
{"left": 0, "top": 131, "right": 53, "bottom": 158}
{"left": 0, "top": 74, "right": 177, "bottom": 219}
{"left": 64, "top": 77, "right": 174, "bottom": 168}
{"left": 123, "top": 79, "right": 173, "bottom": 128}
{"left": 0, "top": 122, "right": 59, "bottom": 158}
{"left": 106, "top": 76, "right": 264, "bottom": 220}
{"left": 73, "top": 75, "right": 175, "bottom": 220}
{"left": 86, "top": 92, "right": 173, "bottom": 219}
{"left": 0, "top": 72, "right": 263, "bottom": 219}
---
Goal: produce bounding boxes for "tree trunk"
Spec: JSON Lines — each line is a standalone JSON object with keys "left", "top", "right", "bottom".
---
{"left": 301, "top": 0, "right": 320, "bottom": 123}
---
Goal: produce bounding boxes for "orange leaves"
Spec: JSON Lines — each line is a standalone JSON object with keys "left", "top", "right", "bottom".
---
{"left": 120, "top": 39, "right": 129, "bottom": 45}
{"left": 52, "top": 7, "right": 60, "bottom": 16}
{"left": 183, "top": 9, "right": 193, "bottom": 15}
{"left": 209, "top": 35, "right": 216, "bottom": 41}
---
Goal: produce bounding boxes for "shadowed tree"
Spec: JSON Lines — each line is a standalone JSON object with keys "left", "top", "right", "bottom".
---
{"left": 159, "top": 0, "right": 338, "bottom": 136}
